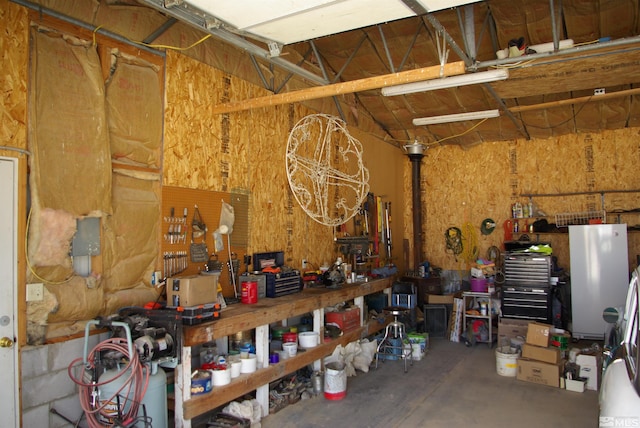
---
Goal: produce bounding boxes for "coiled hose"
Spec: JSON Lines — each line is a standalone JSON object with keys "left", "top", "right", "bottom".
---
{"left": 68, "top": 336, "right": 149, "bottom": 428}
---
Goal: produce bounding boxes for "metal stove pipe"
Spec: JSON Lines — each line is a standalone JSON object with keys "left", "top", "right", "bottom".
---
{"left": 405, "top": 142, "right": 425, "bottom": 271}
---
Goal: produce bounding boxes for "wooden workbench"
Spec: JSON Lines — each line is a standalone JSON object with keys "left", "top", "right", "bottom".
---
{"left": 174, "top": 276, "right": 393, "bottom": 427}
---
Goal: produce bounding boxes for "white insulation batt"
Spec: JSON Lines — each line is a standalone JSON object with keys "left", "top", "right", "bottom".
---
{"left": 26, "top": 27, "right": 163, "bottom": 342}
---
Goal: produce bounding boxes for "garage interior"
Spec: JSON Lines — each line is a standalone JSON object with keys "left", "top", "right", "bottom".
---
{"left": 1, "top": 0, "right": 640, "bottom": 426}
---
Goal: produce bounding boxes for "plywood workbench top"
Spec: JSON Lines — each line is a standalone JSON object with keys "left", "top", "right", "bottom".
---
{"left": 182, "top": 276, "right": 393, "bottom": 346}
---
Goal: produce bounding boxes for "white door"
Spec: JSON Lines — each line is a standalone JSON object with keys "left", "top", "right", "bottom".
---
{"left": 0, "top": 156, "right": 19, "bottom": 427}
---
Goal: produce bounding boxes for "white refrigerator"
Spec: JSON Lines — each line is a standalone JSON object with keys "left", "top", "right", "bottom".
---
{"left": 569, "top": 224, "right": 629, "bottom": 340}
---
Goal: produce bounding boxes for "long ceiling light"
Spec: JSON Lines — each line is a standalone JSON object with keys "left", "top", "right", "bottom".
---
{"left": 413, "top": 109, "right": 500, "bottom": 126}
{"left": 382, "top": 69, "right": 508, "bottom": 96}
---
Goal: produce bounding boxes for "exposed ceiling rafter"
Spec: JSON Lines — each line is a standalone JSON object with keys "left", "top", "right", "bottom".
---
{"left": 211, "top": 61, "right": 466, "bottom": 115}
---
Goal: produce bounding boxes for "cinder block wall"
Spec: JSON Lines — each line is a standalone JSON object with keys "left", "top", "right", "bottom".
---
{"left": 21, "top": 333, "right": 107, "bottom": 427}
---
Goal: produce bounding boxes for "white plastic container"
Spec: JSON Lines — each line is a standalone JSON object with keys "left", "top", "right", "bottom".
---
{"left": 298, "top": 331, "right": 319, "bottom": 348}
{"left": 211, "top": 366, "right": 231, "bottom": 386}
{"left": 495, "top": 346, "right": 519, "bottom": 377}
{"left": 282, "top": 342, "right": 298, "bottom": 357}
{"left": 230, "top": 360, "right": 241, "bottom": 378}
{"left": 240, "top": 353, "right": 257, "bottom": 373}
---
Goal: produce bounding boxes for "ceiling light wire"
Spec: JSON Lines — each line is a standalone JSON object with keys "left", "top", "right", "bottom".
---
{"left": 429, "top": 117, "right": 490, "bottom": 145}
{"left": 90, "top": 23, "right": 212, "bottom": 51}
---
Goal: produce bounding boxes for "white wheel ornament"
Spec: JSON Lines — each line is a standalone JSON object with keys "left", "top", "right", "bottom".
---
{"left": 286, "top": 114, "right": 370, "bottom": 226}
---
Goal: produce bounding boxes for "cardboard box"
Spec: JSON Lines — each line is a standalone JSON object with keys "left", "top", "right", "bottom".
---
{"left": 521, "top": 343, "right": 561, "bottom": 364}
{"left": 565, "top": 378, "right": 586, "bottom": 393}
{"left": 498, "top": 318, "right": 529, "bottom": 345}
{"left": 516, "top": 358, "right": 562, "bottom": 388}
{"left": 526, "top": 322, "right": 552, "bottom": 347}
{"left": 576, "top": 354, "right": 601, "bottom": 391}
{"left": 167, "top": 274, "right": 219, "bottom": 307}
{"left": 428, "top": 294, "right": 455, "bottom": 305}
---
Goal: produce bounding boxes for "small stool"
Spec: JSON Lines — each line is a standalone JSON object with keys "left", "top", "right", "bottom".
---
{"left": 375, "top": 306, "right": 413, "bottom": 373}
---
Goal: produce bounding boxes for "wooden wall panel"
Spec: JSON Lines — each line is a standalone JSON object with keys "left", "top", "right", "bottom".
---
{"left": 418, "top": 128, "right": 640, "bottom": 274}
{"left": 0, "top": 0, "right": 28, "bottom": 154}
{"left": 163, "top": 53, "right": 351, "bottom": 273}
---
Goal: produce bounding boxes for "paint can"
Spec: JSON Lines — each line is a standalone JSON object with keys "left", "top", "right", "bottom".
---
{"left": 495, "top": 346, "right": 519, "bottom": 377}
{"left": 241, "top": 281, "right": 258, "bottom": 304}
{"left": 324, "top": 362, "right": 347, "bottom": 400}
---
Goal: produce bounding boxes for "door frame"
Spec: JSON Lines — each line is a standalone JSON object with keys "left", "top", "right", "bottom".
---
{"left": 0, "top": 155, "right": 27, "bottom": 427}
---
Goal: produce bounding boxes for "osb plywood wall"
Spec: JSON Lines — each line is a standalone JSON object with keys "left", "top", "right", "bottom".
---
{"left": 419, "top": 129, "right": 640, "bottom": 274}
{"left": 0, "top": 0, "right": 28, "bottom": 154}
{"left": 163, "top": 52, "right": 376, "bottom": 271}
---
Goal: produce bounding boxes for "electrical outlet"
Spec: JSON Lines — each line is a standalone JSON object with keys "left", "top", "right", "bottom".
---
{"left": 302, "top": 259, "right": 307, "bottom": 269}
{"left": 594, "top": 88, "right": 605, "bottom": 96}
{"left": 27, "top": 283, "right": 44, "bottom": 302}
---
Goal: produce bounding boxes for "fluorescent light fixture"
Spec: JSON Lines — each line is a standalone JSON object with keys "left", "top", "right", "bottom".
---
{"left": 382, "top": 69, "right": 509, "bottom": 96}
{"left": 413, "top": 109, "right": 500, "bottom": 126}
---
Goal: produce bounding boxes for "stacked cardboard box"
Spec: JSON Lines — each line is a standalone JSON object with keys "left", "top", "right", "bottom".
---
{"left": 497, "top": 318, "right": 528, "bottom": 346}
{"left": 516, "top": 322, "right": 563, "bottom": 388}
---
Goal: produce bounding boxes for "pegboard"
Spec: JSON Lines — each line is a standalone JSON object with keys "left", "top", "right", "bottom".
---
{"left": 161, "top": 185, "right": 249, "bottom": 298}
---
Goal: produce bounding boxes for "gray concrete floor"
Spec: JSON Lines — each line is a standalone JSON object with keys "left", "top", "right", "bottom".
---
{"left": 260, "top": 338, "right": 599, "bottom": 428}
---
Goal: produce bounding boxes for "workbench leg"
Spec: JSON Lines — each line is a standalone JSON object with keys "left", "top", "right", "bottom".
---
{"left": 175, "top": 345, "right": 192, "bottom": 428}
{"left": 255, "top": 325, "right": 270, "bottom": 417}
{"left": 354, "top": 296, "right": 364, "bottom": 329}
{"left": 312, "top": 308, "right": 324, "bottom": 371}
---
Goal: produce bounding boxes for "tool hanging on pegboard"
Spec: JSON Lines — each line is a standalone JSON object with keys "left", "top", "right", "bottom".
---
{"left": 444, "top": 227, "right": 463, "bottom": 261}
{"left": 384, "top": 202, "right": 392, "bottom": 263}
{"left": 190, "top": 205, "right": 209, "bottom": 263}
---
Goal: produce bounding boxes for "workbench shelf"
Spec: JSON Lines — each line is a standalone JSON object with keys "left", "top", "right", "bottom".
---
{"left": 174, "top": 277, "right": 393, "bottom": 427}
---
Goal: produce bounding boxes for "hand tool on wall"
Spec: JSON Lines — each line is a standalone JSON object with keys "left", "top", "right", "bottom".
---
{"left": 384, "top": 202, "right": 392, "bottom": 263}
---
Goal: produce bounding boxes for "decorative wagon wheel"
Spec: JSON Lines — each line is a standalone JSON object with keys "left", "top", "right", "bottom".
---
{"left": 286, "top": 114, "right": 370, "bottom": 226}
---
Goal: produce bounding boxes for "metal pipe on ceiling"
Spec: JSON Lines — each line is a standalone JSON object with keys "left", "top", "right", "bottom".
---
{"left": 138, "top": 0, "right": 329, "bottom": 86}
{"left": 549, "top": 0, "right": 560, "bottom": 52}
{"left": 142, "top": 17, "right": 178, "bottom": 45}
{"left": 473, "top": 35, "right": 640, "bottom": 70}
{"left": 378, "top": 25, "right": 396, "bottom": 73}
{"left": 11, "top": 0, "right": 165, "bottom": 56}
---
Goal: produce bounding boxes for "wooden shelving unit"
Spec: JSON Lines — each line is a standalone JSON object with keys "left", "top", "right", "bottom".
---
{"left": 174, "top": 277, "right": 393, "bottom": 427}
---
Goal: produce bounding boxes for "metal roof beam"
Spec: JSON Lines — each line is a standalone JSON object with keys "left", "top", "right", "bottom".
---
{"left": 139, "top": 0, "right": 329, "bottom": 85}
{"left": 425, "top": 13, "right": 472, "bottom": 67}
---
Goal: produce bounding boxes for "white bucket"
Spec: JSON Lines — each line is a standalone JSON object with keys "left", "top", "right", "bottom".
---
{"left": 495, "top": 346, "right": 519, "bottom": 377}
{"left": 324, "top": 362, "right": 347, "bottom": 400}
{"left": 298, "top": 331, "right": 319, "bottom": 348}
{"left": 230, "top": 360, "right": 241, "bottom": 378}
{"left": 240, "top": 354, "right": 257, "bottom": 373}
{"left": 211, "top": 367, "right": 231, "bottom": 386}
{"left": 282, "top": 342, "right": 298, "bottom": 357}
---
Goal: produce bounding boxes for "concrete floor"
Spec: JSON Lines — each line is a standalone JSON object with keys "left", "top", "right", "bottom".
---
{"left": 260, "top": 338, "right": 599, "bottom": 428}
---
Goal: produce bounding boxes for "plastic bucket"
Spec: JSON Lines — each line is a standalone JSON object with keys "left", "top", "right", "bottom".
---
{"left": 470, "top": 278, "right": 488, "bottom": 292}
{"left": 495, "top": 346, "right": 519, "bottom": 377}
{"left": 324, "top": 362, "right": 347, "bottom": 400}
{"left": 282, "top": 332, "right": 298, "bottom": 344}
